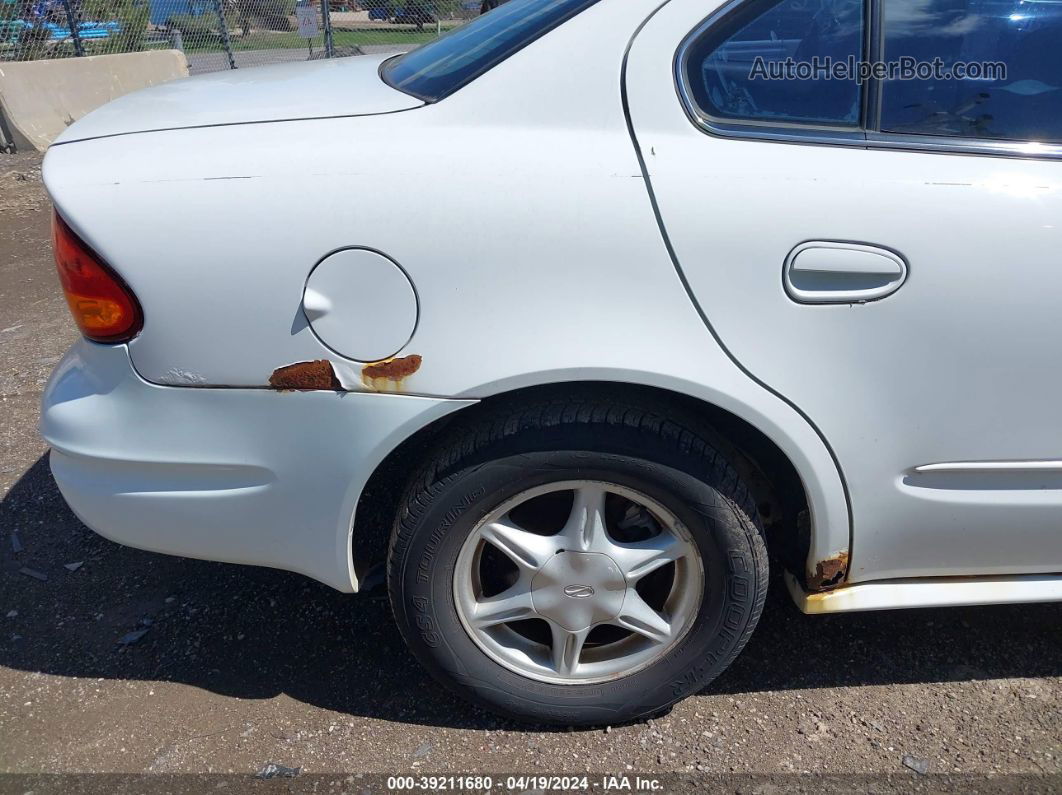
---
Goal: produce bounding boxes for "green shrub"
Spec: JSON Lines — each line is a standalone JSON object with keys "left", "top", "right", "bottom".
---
{"left": 83, "top": 0, "right": 150, "bottom": 52}
{"left": 166, "top": 11, "right": 218, "bottom": 42}
{"left": 235, "top": 0, "right": 294, "bottom": 33}
{"left": 0, "top": 0, "right": 20, "bottom": 24}
{"left": 14, "top": 21, "right": 50, "bottom": 60}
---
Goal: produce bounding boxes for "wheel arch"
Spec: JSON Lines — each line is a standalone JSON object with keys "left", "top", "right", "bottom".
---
{"left": 350, "top": 379, "right": 849, "bottom": 592}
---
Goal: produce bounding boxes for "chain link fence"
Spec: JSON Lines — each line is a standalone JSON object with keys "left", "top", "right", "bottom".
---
{"left": 1, "top": 0, "right": 486, "bottom": 74}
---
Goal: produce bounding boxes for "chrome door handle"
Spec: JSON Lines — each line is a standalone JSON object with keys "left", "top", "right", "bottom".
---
{"left": 784, "top": 242, "right": 908, "bottom": 304}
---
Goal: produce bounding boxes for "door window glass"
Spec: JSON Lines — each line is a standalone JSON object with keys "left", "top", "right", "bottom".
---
{"left": 881, "top": 0, "right": 1062, "bottom": 143}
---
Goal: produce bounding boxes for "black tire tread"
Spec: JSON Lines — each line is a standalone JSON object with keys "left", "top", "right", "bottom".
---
{"left": 387, "top": 391, "right": 769, "bottom": 724}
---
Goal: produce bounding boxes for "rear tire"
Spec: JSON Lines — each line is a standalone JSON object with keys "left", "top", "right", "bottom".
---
{"left": 387, "top": 392, "right": 768, "bottom": 725}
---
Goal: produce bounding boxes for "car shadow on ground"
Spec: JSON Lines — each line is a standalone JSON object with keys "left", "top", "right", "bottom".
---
{"left": 2, "top": 454, "right": 1060, "bottom": 730}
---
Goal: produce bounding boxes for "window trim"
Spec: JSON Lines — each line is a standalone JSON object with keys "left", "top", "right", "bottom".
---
{"left": 673, "top": 0, "right": 1062, "bottom": 161}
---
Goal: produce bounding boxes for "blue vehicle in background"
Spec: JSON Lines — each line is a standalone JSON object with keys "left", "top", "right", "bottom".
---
{"left": 363, "top": 1, "right": 438, "bottom": 25}
{"left": 392, "top": 3, "right": 436, "bottom": 26}
{"left": 0, "top": 0, "right": 120, "bottom": 51}
{"left": 18, "top": 18, "right": 120, "bottom": 39}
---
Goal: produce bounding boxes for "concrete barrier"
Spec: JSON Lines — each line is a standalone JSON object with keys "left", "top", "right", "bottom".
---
{"left": 0, "top": 50, "right": 189, "bottom": 152}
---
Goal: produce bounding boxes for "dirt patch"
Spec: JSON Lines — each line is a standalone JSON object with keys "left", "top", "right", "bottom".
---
{"left": 0, "top": 152, "right": 47, "bottom": 219}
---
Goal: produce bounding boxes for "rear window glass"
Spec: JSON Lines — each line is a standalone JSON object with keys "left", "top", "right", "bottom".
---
{"left": 683, "top": 0, "right": 865, "bottom": 128}
{"left": 381, "top": 0, "right": 601, "bottom": 102}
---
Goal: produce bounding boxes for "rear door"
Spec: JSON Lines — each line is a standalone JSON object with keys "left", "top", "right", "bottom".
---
{"left": 625, "top": 0, "right": 1062, "bottom": 582}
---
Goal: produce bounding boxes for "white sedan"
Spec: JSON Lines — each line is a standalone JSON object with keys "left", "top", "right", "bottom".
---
{"left": 40, "top": 0, "right": 1062, "bottom": 724}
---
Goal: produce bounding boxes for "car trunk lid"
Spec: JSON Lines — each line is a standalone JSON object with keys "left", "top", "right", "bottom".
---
{"left": 53, "top": 53, "right": 422, "bottom": 145}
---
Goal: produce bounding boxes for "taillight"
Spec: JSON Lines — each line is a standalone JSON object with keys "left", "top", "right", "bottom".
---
{"left": 52, "top": 211, "right": 142, "bottom": 343}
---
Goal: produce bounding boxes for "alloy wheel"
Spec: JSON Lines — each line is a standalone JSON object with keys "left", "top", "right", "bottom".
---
{"left": 453, "top": 480, "right": 704, "bottom": 684}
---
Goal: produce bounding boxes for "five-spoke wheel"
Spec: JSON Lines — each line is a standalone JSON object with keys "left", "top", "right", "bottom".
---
{"left": 388, "top": 392, "right": 768, "bottom": 725}
{"left": 453, "top": 481, "right": 703, "bottom": 683}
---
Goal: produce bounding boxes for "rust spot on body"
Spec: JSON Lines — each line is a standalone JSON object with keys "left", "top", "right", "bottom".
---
{"left": 361, "top": 354, "right": 422, "bottom": 382}
{"left": 269, "top": 360, "right": 341, "bottom": 391}
{"left": 808, "top": 551, "right": 849, "bottom": 591}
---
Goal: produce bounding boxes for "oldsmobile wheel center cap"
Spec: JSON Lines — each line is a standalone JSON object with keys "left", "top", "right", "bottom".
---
{"left": 563, "top": 584, "right": 595, "bottom": 598}
{"left": 531, "top": 551, "right": 626, "bottom": 631}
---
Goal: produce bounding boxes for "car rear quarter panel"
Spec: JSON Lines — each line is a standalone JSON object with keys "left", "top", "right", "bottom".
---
{"left": 42, "top": 0, "right": 852, "bottom": 585}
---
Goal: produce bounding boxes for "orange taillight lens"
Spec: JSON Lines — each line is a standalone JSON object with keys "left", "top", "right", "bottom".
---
{"left": 52, "top": 212, "right": 142, "bottom": 343}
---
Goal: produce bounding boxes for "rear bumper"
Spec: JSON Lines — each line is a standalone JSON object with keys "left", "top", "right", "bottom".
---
{"left": 39, "top": 341, "right": 473, "bottom": 591}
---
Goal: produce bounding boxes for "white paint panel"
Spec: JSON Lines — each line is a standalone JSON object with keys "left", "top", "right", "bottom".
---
{"left": 41, "top": 0, "right": 852, "bottom": 587}
{"left": 53, "top": 53, "right": 420, "bottom": 144}
{"left": 625, "top": 0, "right": 1062, "bottom": 581}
